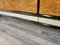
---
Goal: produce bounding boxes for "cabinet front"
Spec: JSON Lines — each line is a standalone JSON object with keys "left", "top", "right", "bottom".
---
{"left": 40, "top": 0, "right": 60, "bottom": 16}
{"left": 0, "top": 0, "right": 37, "bottom": 13}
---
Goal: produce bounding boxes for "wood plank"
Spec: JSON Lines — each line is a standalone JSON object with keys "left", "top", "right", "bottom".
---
{"left": 0, "top": 36, "right": 12, "bottom": 45}
{"left": 0, "top": 16, "right": 59, "bottom": 45}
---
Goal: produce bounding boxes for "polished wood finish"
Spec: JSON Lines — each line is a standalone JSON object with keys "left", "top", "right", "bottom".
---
{"left": 40, "top": 0, "right": 60, "bottom": 16}
{"left": 0, "top": 0, "right": 37, "bottom": 13}
{"left": 0, "top": 0, "right": 60, "bottom": 16}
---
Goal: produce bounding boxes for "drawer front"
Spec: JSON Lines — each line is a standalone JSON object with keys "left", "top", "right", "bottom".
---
{"left": 40, "top": 0, "right": 60, "bottom": 16}
{"left": 0, "top": 0, "right": 37, "bottom": 13}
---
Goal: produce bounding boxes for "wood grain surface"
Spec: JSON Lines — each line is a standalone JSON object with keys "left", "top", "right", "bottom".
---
{"left": 0, "top": 0, "right": 37, "bottom": 13}
{"left": 0, "top": 0, "right": 60, "bottom": 16}
{"left": 0, "top": 16, "right": 59, "bottom": 45}
{"left": 40, "top": 0, "right": 60, "bottom": 16}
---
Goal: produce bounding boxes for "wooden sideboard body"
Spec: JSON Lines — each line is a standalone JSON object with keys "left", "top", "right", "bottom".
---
{"left": 0, "top": 0, "right": 60, "bottom": 16}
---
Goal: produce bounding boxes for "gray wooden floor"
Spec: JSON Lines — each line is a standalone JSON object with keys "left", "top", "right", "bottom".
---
{"left": 0, "top": 16, "right": 60, "bottom": 45}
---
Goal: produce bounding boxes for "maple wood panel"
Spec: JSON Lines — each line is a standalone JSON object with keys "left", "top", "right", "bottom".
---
{"left": 0, "top": 0, "right": 60, "bottom": 16}
{"left": 40, "top": 0, "right": 60, "bottom": 16}
{"left": 0, "top": 0, "right": 37, "bottom": 13}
